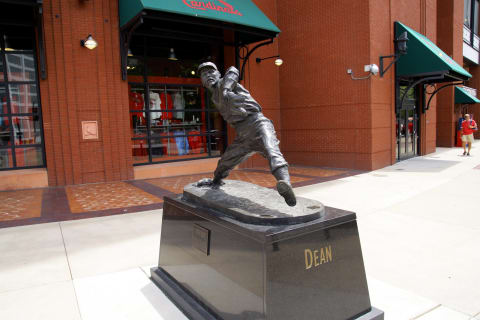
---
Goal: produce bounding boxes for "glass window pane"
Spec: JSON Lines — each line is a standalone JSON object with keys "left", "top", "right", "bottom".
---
{"left": 0, "top": 149, "right": 13, "bottom": 169}
{"left": 14, "top": 147, "right": 43, "bottom": 167}
{"left": 0, "top": 85, "right": 7, "bottom": 113}
{"left": 129, "top": 85, "right": 146, "bottom": 110}
{"left": 131, "top": 139, "right": 149, "bottom": 164}
{"left": 129, "top": 84, "right": 147, "bottom": 141}
{"left": 209, "top": 133, "right": 225, "bottom": 157}
{"left": 0, "top": 117, "right": 12, "bottom": 146}
{"left": 131, "top": 115, "right": 147, "bottom": 139}
{"left": 151, "top": 137, "right": 168, "bottom": 161}
{"left": 129, "top": 35, "right": 145, "bottom": 56}
{"left": 465, "top": 0, "right": 472, "bottom": 27}
{"left": 151, "top": 135, "right": 208, "bottom": 162}
{"left": 5, "top": 53, "right": 36, "bottom": 81}
{"left": 150, "top": 123, "right": 209, "bottom": 137}
{"left": 12, "top": 116, "right": 41, "bottom": 145}
{"left": 127, "top": 56, "right": 145, "bottom": 77}
{"left": 0, "top": 57, "right": 4, "bottom": 81}
{"left": 8, "top": 84, "right": 39, "bottom": 114}
{"left": 209, "top": 111, "right": 226, "bottom": 132}
{"left": 186, "top": 134, "right": 207, "bottom": 155}
{"left": 475, "top": 0, "right": 479, "bottom": 34}
{"left": 148, "top": 86, "right": 167, "bottom": 125}
{"left": 3, "top": 34, "right": 34, "bottom": 51}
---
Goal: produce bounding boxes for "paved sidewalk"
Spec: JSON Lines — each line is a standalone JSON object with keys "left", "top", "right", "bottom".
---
{"left": 0, "top": 146, "right": 479, "bottom": 319}
{"left": 0, "top": 166, "right": 357, "bottom": 229}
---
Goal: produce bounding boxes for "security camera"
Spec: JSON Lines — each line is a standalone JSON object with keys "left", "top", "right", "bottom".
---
{"left": 364, "top": 64, "right": 379, "bottom": 76}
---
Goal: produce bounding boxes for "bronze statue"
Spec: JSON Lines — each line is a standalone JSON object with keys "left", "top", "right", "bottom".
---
{"left": 196, "top": 62, "right": 297, "bottom": 207}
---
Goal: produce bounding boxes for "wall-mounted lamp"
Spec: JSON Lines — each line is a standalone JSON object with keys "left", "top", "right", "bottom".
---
{"left": 80, "top": 35, "right": 98, "bottom": 50}
{"left": 379, "top": 31, "right": 409, "bottom": 77}
{"left": 168, "top": 48, "right": 178, "bottom": 61}
{"left": 127, "top": 49, "right": 133, "bottom": 57}
{"left": 347, "top": 64, "right": 379, "bottom": 80}
{"left": 256, "top": 55, "right": 283, "bottom": 66}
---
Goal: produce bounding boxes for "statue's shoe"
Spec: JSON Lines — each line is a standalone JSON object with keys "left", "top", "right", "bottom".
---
{"left": 276, "top": 180, "right": 297, "bottom": 207}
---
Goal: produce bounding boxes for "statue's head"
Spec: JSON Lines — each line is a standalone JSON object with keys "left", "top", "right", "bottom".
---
{"left": 198, "top": 62, "right": 221, "bottom": 90}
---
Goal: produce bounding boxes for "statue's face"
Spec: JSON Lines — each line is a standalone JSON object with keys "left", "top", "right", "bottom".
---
{"left": 200, "top": 68, "right": 220, "bottom": 89}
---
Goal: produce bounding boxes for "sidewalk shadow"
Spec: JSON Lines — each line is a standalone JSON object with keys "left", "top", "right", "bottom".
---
{"left": 379, "top": 159, "right": 461, "bottom": 173}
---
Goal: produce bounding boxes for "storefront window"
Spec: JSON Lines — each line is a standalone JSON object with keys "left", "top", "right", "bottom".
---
{"left": 0, "top": 25, "right": 45, "bottom": 169}
{"left": 128, "top": 35, "right": 226, "bottom": 165}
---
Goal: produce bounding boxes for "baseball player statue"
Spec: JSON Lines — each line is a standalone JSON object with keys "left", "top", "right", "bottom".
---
{"left": 196, "top": 62, "right": 297, "bottom": 207}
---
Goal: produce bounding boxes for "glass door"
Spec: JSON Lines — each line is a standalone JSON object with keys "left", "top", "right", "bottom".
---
{"left": 396, "top": 85, "right": 419, "bottom": 160}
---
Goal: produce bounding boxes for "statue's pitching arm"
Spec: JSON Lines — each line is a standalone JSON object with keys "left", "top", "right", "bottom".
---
{"left": 222, "top": 67, "right": 247, "bottom": 117}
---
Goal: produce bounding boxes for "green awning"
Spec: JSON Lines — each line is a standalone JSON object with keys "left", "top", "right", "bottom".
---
{"left": 455, "top": 87, "right": 480, "bottom": 104}
{"left": 119, "top": 0, "right": 280, "bottom": 42}
{"left": 396, "top": 21, "right": 471, "bottom": 81}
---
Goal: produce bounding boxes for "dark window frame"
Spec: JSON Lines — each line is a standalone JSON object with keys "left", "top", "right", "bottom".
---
{"left": 0, "top": 24, "right": 46, "bottom": 170}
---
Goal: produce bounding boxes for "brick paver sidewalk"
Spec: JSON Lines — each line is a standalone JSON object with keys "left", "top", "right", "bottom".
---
{"left": 0, "top": 166, "right": 362, "bottom": 229}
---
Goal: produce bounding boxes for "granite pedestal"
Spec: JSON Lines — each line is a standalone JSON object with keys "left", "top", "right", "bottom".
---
{"left": 151, "top": 180, "right": 383, "bottom": 320}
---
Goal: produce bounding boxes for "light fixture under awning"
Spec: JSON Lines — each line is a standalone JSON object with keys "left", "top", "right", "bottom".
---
{"left": 395, "top": 21, "right": 471, "bottom": 82}
{"left": 455, "top": 86, "right": 480, "bottom": 104}
{"left": 119, "top": 0, "right": 280, "bottom": 44}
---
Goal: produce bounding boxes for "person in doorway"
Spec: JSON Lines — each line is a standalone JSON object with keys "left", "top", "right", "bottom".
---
{"left": 195, "top": 62, "right": 296, "bottom": 207}
{"left": 461, "top": 113, "right": 477, "bottom": 156}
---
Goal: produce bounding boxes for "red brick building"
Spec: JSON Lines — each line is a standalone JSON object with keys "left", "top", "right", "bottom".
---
{"left": 0, "top": 0, "right": 478, "bottom": 189}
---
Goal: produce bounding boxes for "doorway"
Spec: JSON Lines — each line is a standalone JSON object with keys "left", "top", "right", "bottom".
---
{"left": 396, "top": 85, "right": 420, "bottom": 160}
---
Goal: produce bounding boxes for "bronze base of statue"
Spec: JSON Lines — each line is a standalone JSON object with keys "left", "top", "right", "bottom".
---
{"left": 150, "top": 184, "right": 384, "bottom": 320}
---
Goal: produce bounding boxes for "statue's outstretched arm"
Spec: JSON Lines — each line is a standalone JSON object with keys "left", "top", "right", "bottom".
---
{"left": 222, "top": 67, "right": 247, "bottom": 117}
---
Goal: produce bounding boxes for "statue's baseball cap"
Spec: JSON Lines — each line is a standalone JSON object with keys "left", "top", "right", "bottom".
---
{"left": 198, "top": 62, "right": 218, "bottom": 74}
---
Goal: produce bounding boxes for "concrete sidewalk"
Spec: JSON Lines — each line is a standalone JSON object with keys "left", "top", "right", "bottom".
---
{"left": 0, "top": 146, "right": 479, "bottom": 320}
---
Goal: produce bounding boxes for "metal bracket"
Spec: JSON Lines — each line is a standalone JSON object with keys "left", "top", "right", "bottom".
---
{"left": 256, "top": 55, "right": 279, "bottom": 63}
{"left": 397, "top": 75, "right": 446, "bottom": 114}
{"left": 423, "top": 81, "right": 464, "bottom": 112}
{"left": 120, "top": 15, "right": 143, "bottom": 81}
{"left": 379, "top": 54, "right": 399, "bottom": 77}
{"left": 238, "top": 38, "right": 274, "bottom": 81}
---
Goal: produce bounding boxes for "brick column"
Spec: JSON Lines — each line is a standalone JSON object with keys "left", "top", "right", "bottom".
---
{"left": 40, "top": 0, "right": 133, "bottom": 186}
{"left": 436, "top": 0, "right": 464, "bottom": 147}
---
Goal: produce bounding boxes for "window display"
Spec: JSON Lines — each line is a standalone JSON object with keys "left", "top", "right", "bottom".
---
{"left": 0, "top": 25, "right": 44, "bottom": 170}
{"left": 128, "top": 35, "right": 226, "bottom": 165}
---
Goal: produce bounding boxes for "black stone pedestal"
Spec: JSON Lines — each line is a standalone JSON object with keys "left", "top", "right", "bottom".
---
{"left": 151, "top": 183, "right": 383, "bottom": 320}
